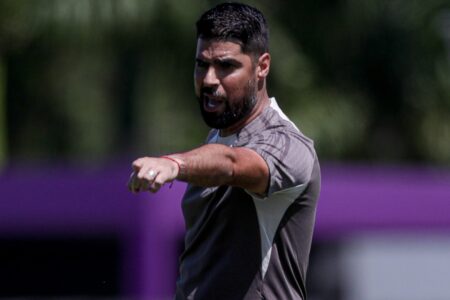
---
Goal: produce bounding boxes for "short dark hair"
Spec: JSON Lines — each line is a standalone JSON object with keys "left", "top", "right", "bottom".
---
{"left": 196, "top": 2, "right": 269, "bottom": 58}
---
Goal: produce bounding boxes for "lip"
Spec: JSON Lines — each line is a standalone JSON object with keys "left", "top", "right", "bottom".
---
{"left": 203, "top": 95, "right": 225, "bottom": 113}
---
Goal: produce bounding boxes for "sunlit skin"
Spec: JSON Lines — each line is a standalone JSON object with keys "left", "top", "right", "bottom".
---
{"left": 194, "top": 39, "right": 271, "bottom": 136}
{"left": 128, "top": 40, "right": 271, "bottom": 194}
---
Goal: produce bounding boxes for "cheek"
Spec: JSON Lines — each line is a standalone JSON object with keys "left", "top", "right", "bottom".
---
{"left": 222, "top": 76, "right": 249, "bottom": 97}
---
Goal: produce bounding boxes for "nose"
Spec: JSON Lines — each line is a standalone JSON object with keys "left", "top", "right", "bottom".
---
{"left": 202, "top": 66, "right": 220, "bottom": 87}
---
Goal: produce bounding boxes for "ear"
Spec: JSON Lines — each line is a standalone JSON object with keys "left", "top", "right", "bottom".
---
{"left": 256, "top": 53, "right": 270, "bottom": 79}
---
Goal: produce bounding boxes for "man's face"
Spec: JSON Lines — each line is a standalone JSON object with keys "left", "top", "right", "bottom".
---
{"left": 194, "top": 39, "right": 258, "bottom": 130}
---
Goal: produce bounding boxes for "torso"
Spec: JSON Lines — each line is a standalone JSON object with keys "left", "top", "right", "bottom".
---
{"left": 176, "top": 98, "right": 321, "bottom": 300}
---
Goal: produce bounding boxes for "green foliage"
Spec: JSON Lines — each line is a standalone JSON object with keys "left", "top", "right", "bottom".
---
{"left": 1, "top": 0, "right": 449, "bottom": 165}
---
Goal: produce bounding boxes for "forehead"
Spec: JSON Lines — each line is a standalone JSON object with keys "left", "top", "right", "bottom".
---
{"left": 195, "top": 39, "right": 247, "bottom": 59}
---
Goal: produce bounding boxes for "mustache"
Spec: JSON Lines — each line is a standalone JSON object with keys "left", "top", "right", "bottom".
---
{"left": 200, "top": 87, "right": 225, "bottom": 98}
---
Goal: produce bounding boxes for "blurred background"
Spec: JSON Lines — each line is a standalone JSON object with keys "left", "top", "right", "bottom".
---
{"left": 1, "top": 0, "right": 450, "bottom": 299}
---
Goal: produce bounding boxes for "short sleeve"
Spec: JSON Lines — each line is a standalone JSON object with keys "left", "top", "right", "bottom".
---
{"left": 239, "top": 128, "right": 316, "bottom": 195}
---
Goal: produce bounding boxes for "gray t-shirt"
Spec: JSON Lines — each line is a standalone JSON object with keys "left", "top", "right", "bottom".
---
{"left": 176, "top": 98, "right": 321, "bottom": 300}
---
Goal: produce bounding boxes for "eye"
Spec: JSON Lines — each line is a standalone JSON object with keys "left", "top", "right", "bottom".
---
{"left": 219, "top": 61, "right": 234, "bottom": 69}
{"left": 220, "top": 61, "right": 233, "bottom": 69}
{"left": 195, "top": 59, "right": 208, "bottom": 69}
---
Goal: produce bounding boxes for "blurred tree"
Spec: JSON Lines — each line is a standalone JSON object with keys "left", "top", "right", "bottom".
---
{"left": 0, "top": 0, "right": 449, "bottom": 166}
{"left": 269, "top": 0, "right": 450, "bottom": 164}
{"left": 1, "top": 0, "right": 208, "bottom": 165}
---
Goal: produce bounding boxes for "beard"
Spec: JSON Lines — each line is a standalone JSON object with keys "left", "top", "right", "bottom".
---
{"left": 198, "top": 79, "right": 258, "bottom": 130}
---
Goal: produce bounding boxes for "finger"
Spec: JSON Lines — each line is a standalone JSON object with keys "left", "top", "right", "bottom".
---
{"left": 135, "top": 175, "right": 148, "bottom": 193}
{"left": 137, "top": 177, "right": 151, "bottom": 192}
{"left": 138, "top": 169, "right": 157, "bottom": 184}
{"left": 127, "top": 172, "right": 136, "bottom": 192}
{"left": 129, "top": 172, "right": 142, "bottom": 193}
{"left": 132, "top": 157, "right": 146, "bottom": 172}
{"left": 153, "top": 170, "right": 174, "bottom": 187}
{"left": 131, "top": 171, "right": 153, "bottom": 193}
{"left": 148, "top": 170, "right": 174, "bottom": 193}
{"left": 149, "top": 180, "right": 163, "bottom": 193}
{"left": 137, "top": 164, "right": 155, "bottom": 179}
{"left": 147, "top": 169, "right": 158, "bottom": 181}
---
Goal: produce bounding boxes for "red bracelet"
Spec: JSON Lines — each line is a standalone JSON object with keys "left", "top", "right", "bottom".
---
{"left": 161, "top": 156, "right": 181, "bottom": 174}
{"left": 161, "top": 155, "right": 186, "bottom": 182}
{"left": 160, "top": 156, "right": 182, "bottom": 189}
{"left": 160, "top": 155, "right": 181, "bottom": 174}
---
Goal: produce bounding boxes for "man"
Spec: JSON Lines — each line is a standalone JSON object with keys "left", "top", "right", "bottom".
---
{"left": 128, "top": 2, "right": 320, "bottom": 299}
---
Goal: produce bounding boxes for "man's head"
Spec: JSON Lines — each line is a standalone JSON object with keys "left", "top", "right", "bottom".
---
{"left": 196, "top": 2, "right": 269, "bottom": 61}
{"left": 194, "top": 3, "right": 271, "bottom": 133}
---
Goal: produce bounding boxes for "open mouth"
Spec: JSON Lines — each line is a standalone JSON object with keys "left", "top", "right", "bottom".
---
{"left": 203, "top": 95, "right": 225, "bottom": 113}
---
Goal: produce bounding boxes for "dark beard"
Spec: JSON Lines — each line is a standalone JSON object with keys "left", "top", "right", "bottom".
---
{"left": 198, "top": 80, "right": 257, "bottom": 130}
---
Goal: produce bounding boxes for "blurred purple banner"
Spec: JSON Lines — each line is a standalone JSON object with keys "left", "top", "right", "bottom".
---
{"left": 1, "top": 163, "right": 449, "bottom": 298}
{"left": 315, "top": 164, "right": 450, "bottom": 238}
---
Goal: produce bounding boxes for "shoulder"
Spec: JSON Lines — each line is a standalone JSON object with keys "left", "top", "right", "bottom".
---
{"left": 235, "top": 100, "right": 318, "bottom": 193}
{"left": 236, "top": 103, "right": 316, "bottom": 160}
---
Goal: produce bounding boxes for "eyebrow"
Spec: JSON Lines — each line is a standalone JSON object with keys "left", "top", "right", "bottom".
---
{"left": 196, "top": 55, "right": 241, "bottom": 63}
{"left": 200, "top": 58, "right": 242, "bottom": 70}
{"left": 215, "top": 57, "right": 240, "bottom": 64}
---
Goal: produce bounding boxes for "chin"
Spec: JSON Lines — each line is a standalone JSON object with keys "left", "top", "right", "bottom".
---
{"left": 201, "top": 112, "right": 229, "bottom": 129}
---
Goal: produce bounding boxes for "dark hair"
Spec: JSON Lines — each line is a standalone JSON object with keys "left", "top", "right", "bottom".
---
{"left": 196, "top": 2, "right": 269, "bottom": 58}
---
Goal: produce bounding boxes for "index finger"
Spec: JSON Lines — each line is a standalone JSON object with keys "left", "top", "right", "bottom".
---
{"left": 127, "top": 171, "right": 139, "bottom": 193}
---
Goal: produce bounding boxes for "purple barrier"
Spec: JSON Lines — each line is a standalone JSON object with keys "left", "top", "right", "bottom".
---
{"left": 0, "top": 164, "right": 186, "bottom": 298}
{"left": 1, "top": 163, "right": 449, "bottom": 298}
{"left": 315, "top": 164, "right": 450, "bottom": 239}
{"left": 134, "top": 182, "right": 185, "bottom": 300}
{"left": 0, "top": 165, "right": 139, "bottom": 235}
{"left": 0, "top": 165, "right": 145, "bottom": 296}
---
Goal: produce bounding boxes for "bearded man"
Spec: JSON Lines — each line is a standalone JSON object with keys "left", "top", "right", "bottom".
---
{"left": 128, "top": 3, "right": 321, "bottom": 299}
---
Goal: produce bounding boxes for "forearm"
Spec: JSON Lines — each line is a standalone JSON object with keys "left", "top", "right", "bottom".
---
{"left": 171, "top": 143, "right": 269, "bottom": 194}
{"left": 129, "top": 143, "right": 268, "bottom": 194}
{"left": 170, "top": 144, "right": 238, "bottom": 187}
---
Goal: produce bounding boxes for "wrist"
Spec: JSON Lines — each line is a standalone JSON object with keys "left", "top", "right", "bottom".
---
{"left": 161, "top": 155, "right": 187, "bottom": 180}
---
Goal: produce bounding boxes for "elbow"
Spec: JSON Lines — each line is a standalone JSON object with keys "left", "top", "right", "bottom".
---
{"left": 222, "top": 152, "right": 237, "bottom": 185}
{"left": 223, "top": 159, "right": 236, "bottom": 185}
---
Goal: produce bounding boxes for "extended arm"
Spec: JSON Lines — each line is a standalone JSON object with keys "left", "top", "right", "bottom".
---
{"left": 128, "top": 143, "right": 269, "bottom": 194}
